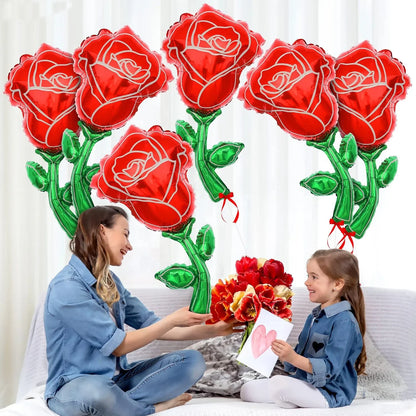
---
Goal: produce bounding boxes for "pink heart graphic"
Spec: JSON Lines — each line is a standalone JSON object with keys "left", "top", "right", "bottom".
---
{"left": 251, "top": 324, "right": 276, "bottom": 359}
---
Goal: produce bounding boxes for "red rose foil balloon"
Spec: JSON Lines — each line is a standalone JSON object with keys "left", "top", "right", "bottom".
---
{"left": 331, "top": 40, "right": 411, "bottom": 150}
{"left": 239, "top": 39, "right": 338, "bottom": 141}
{"left": 4, "top": 44, "right": 81, "bottom": 153}
{"left": 162, "top": 3, "right": 264, "bottom": 114}
{"left": 91, "top": 125, "right": 195, "bottom": 232}
{"left": 74, "top": 26, "right": 173, "bottom": 131}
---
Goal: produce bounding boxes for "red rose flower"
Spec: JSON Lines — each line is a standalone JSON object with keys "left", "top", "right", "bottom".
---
{"left": 260, "top": 258, "right": 285, "bottom": 285}
{"left": 277, "top": 305, "right": 293, "bottom": 320}
{"left": 211, "top": 278, "right": 235, "bottom": 304}
{"left": 255, "top": 284, "right": 276, "bottom": 308}
{"left": 237, "top": 271, "right": 261, "bottom": 288}
{"left": 280, "top": 273, "right": 294, "bottom": 287}
{"left": 233, "top": 293, "right": 262, "bottom": 322}
{"left": 207, "top": 256, "right": 293, "bottom": 331}
{"left": 239, "top": 39, "right": 338, "bottom": 141}
{"left": 207, "top": 278, "right": 238, "bottom": 323}
{"left": 331, "top": 40, "right": 411, "bottom": 150}
{"left": 91, "top": 125, "right": 194, "bottom": 232}
{"left": 236, "top": 256, "right": 258, "bottom": 273}
{"left": 263, "top": 297, "right": 292, "bottom": 319}
{"left": 74, "top": 26, "right": 173, "bottom": 131}
{"left": 210, "top": 300, "right": 233, "bottom": 322}
{"left": 162, "top": 3, "right": 264, "bottom": 114}
{"left": 5, "top": 44, "right": 81, "bottom": 153}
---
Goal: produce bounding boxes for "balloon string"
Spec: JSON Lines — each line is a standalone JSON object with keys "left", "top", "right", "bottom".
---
{"left": 219, "top": 192, "right": 240, "bottom": 223}
{"left": 327, "top": 219, "right": 355, "bottom": 253}
{"left": 234, "top": 220, "right": 249, "bottom": 255}
{"left": 339, "top": 228, "right": 356, "bottom": 252}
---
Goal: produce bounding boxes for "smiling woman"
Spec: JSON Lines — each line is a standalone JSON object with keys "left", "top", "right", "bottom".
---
{"left": 99, "top": 215, "right": 132, "bottom": 267}
{"left": 42, "top": 205, "right": 237, "bottom": 415}
{"left": 1, "top": 0, "right": 415, "bottom": 408}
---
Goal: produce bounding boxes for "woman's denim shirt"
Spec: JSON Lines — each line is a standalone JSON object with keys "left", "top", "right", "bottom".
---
{"left": 284, "top": 301, "right": 363, "bottom": 408}
{"left": 44, "top": 255, "right": 159, "bottom": 401}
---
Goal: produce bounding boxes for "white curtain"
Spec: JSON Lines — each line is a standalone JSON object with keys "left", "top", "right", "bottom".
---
{"left": 1, "top": 0, "right": 415, "bottom": 407}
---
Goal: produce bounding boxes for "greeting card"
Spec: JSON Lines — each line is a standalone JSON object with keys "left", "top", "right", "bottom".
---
{"left": 237, "top": 308, "right": 293, "bottom": 377}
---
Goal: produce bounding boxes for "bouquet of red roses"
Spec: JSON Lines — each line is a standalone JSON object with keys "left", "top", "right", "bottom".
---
{"left": 207, "top": 256, "right": 294, "bottom": 349}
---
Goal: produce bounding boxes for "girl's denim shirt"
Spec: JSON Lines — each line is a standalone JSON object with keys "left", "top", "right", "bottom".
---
{"left": 284, "top": 301, "right": 363, "bottom": 408}
{"left": 44, "top": 255, "right": 159, "bottom": 401}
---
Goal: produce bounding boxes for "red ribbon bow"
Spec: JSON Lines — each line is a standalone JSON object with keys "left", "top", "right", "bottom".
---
{"left": 219, "top": 192, "right": 240, "bottom": 223}
{"left": 327, "top": 219, "right": 355, "bottom": 252}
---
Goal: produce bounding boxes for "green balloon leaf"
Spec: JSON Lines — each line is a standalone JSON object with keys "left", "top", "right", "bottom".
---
{"left": 159, "top": 217, "right": 212, "bottom": 313}
{"left": 300, "top": 172, "right": 339, "bottom": 196}
{"left": 26, "top": 161, "right": 49, "bottom": 191}
{"left": 207, "top": 142, "right": 245, "bottom": 168}
{"left": 84, "top": 164, "right": 100, "bottom": 182}
{"left": 58, "top": 182, "right": 73, "bottom": 206}
{"left": 339, "top": 133, "right": 358, "bottom": 168}
{"left": 196, "top": 225, "right": 215, "bottom": 260}
{"left": 176, "top": 119, "right": 197, "bottom": 149}
{"left": 352, "top": 179, "right": 368, "bottom": 205}
{"left": 377, "top": 156, "right": 398, "bottom": 188}
{"left": 62, "top": 128, "right": 81, "bottom": 163}
{"left": 155, "top": 264, "right": 196, "bottom": 289}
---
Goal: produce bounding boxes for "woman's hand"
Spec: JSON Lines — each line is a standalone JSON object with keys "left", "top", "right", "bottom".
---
{"left": 160, "top": 314, "right": 245, "bottom": 341}
{"left": 207, "top": 319, "right": 246, "bottom": 337}
{"left": 113, "top": 307, "right": 210, "bottom": 356}
{"left": 167, "top": 306, "right": 212, "bottom": 327}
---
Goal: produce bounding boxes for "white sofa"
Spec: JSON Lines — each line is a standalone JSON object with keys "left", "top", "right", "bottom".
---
{"left": 1, "top": 286, "right": 415, "bottom": 415}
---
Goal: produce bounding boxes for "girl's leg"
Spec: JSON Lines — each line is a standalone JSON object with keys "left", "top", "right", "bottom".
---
{"left": 240, "top": 378, "right": 274, "bottom": 403}
{"left": 241, "top": 375, "right": 329, "bottom": 409}
{"left": 47, "top": 375, "right": 155, "bottom": 416}
{"left": 115, "top": 350, "right": 205, "bottom": 404}
{"left": 269, "top": 375, "right": 329, "bottom": 408}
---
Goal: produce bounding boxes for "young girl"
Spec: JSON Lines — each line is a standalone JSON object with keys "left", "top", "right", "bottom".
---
{"left": 44, "top": 205, "right": 237, "bottom": 416}
{"left": 240, "top": 249, "right": 366, "bottom": 408}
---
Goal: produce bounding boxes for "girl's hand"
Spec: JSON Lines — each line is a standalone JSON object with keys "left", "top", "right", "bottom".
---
{"left": 271, "top": 339, "right": 296, "bottom": 362}
{"left": 272, "top": 339, "right": 313, "bottom": 374}
{"left": 168, "top": 306, "right": 212, "bottom": 327}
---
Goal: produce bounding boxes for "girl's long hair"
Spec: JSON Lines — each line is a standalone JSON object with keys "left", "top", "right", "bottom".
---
{"left": 70, "top": 205, "right": 127, "bottom": 307}
{"left": 310, "top": 249, "right": 367, "bottom": 375}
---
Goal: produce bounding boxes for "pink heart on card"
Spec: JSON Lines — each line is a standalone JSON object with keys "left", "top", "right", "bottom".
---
{"left": 251, "top": 324, "right": 276, "bottom": 359}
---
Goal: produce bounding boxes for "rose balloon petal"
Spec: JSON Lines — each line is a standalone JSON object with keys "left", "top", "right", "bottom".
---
{"left": 5, "top": 44, "right": 81, "bottom": 153}
{"left": 91, "top": 125, "right": 194, "bottom": 232}
{"left": 162, "top": 3, "right": 264, "bottom": 114}
{"left": 331, "top": 40, "right": 411, "bottom": 151}
{"left": 74, "top": 26, "right": 173, "bottom": 131}
{"left": 239, "top": 39, "right": 338, "bottom": 141}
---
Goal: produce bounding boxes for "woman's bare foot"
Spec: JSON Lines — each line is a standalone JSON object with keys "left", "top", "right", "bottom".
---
{"left": 154, "top": 393, "right": 192, "bottom": 413}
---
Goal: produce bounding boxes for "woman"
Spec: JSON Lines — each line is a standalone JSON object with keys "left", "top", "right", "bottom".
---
{"left": 44, "top": 205, "right": 238, "bottom": 415}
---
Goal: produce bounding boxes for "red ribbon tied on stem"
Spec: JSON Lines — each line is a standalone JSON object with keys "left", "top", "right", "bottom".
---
{"left": 327, "top": 219, "right": 355, "bottom": 252}
{"left": 219, "top": 192, "right": 240, "bottom": 223}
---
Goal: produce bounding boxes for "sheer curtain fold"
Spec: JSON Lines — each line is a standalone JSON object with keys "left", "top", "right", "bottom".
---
{"left": 1, "top": 0, "right": 415, "bottom": 407}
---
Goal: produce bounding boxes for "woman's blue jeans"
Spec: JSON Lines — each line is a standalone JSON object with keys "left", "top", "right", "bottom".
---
{"left": 47, "top": 350, "right": 205, "bottom": 416}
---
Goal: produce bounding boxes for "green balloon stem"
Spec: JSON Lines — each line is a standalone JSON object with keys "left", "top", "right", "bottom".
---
{"left": 308, "top": 128, "right": 354, "bottom": 223}
{"left": 346, "top": 148, "right": 384, "bottom": 239}
{"left": 71, "top": 122, "right": 111, "bottom": 215}
{"left": 163, "top": 218, "right": 212, "bottom": 314}
{"left": 187, "top": 108, "right": 230, "bottom": 202}
{"left": 36, "top": 150, "right": 77, "bottom": 238}
{"left": 238, "top": 321, "right": 255, "bottom": 354}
